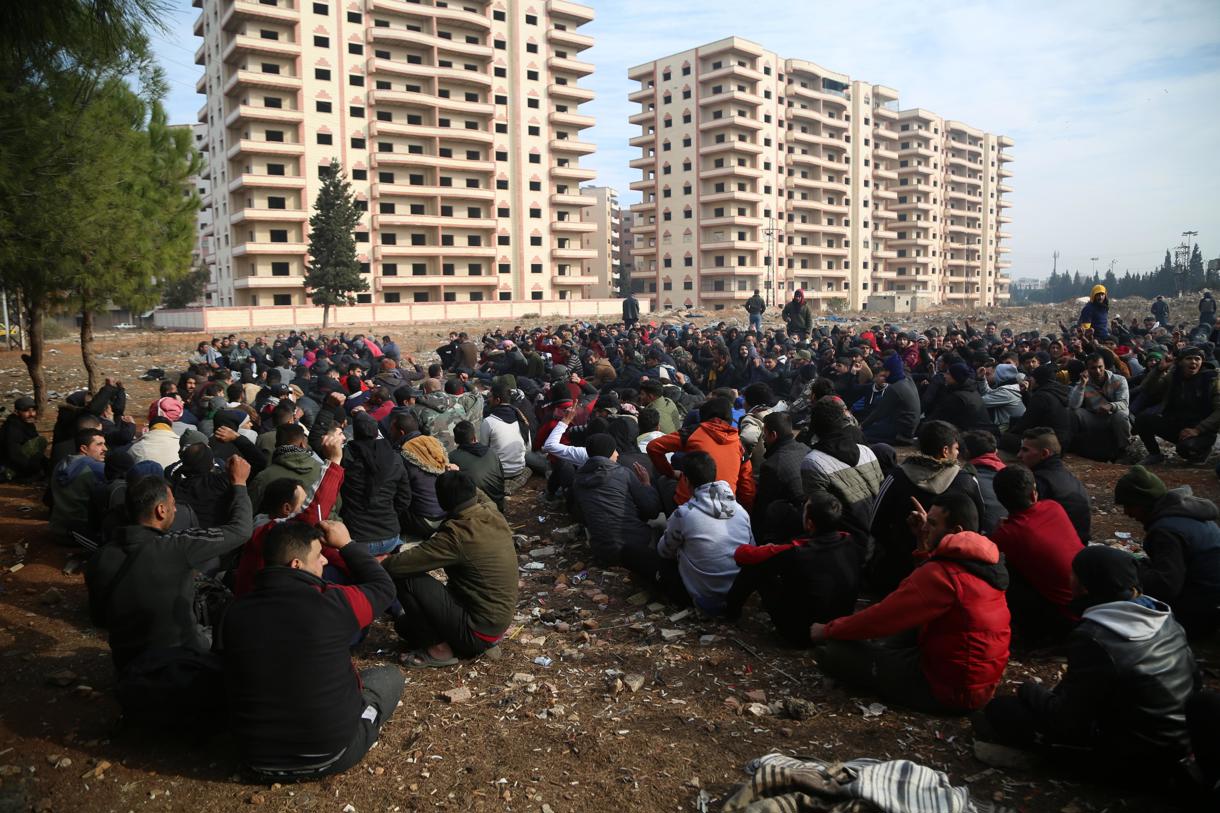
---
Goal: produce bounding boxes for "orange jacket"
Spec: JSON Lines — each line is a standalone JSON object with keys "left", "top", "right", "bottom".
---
{"left": 646, "top": 419, "right": 755, "bottom": 510}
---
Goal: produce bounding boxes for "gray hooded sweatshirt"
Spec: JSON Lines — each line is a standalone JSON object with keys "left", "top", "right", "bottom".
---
{"left": 658, "top": 480, "right": 753, "bottom": 613}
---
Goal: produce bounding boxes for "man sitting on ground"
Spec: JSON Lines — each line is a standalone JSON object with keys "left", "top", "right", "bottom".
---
{"left": 49, "top": 429, "right": 107, "bottom": 543}
{"left": 727, "top": 492, "right": 861, "bottom": 648}
{"left": 646, "top": 396, "right": 756, "bottom": 512}
{"left": 382, "top": 472, "right": 518, "bottom": 667}
{"left": 1068, "top": 352, "right": 1132, "bottom": 462}
{"left": 868, "top": 420, "right": 984, "bottom": 595}
{"left": 1016, "top": 427, "right": 1091, "bottom": 543}
{"left": 1135, "top": 345, "right": 1220, "bottom": 465}
{"left": 85, "top": 457, "right": 252, "bottom": 724}
{"left": 621, "top": 452, "right": 750, "bottom": 615}
{"left": 449, "top": 419, "right": 506, "bottom": 512}
{"left": 962, "top": 430, "right": 1007, "bottom": 533}
{"left": 812, "top": 492, "right": 1010, "bottom": 714}
{"left": 572, "top": 433, "right": 662, "bottom": 566}
{"left": 974, "top": 546, "right": 1197, "bottom": 775}
{"left": 0, "top": 396, "right": 47, "bottom": 482}
{"left": 222, "top": 520, "right": 400, "bottom": 778}
{"left": 990, "top": 464, "right": 1082, "bottom": 647}
{"left": 1114, "top": 465, "right": 1220, "bottom": 637}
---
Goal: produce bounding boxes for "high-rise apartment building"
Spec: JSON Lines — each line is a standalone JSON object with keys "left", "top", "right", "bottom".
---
{"left": 578, "top": 186, "right": 621, "bottom": 298}
{"left": 192, "top": 0, "right": 598, "bottom": 309}
{"left": 619, "top": 209, "right": 637, "bottom": 293}
{"left": 626, "top": 36, "right": 1012, "bottom": 312}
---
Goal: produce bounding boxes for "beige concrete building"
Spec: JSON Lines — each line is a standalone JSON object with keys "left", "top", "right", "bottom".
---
{"left": 193, "top": 0, "right": 597, "bottom": 309}
{"left": 619, "top": 209, "right": 637, "bottom": 292}
{"left": 626, "top": 36, "right": 1012, "bottom": 312}
{"left": 578, "top": 185, "right": 620, "bottom": 298}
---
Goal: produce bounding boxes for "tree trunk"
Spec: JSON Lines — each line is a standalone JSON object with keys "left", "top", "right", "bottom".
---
{"left": 80, "top": 307, "right": 98, "bottom": 394}
{"left": 322, "top": 303, "right": 330, "bottom": 329}
{"left": 20, "top": 299, "right": 47, "bottom": 416}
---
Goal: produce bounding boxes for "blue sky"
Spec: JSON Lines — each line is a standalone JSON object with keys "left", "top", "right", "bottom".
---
{"left": 153, "top": 0, "right": 1220, "bottom": 282}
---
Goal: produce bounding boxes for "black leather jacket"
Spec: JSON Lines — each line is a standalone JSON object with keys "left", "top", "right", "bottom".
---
{"left": 1019, "top": 597, "right": 1198, "bottom": 758}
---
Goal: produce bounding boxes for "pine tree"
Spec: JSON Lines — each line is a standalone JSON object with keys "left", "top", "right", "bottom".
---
{"left": 304, "top": 159, "right": 366, "bottom": 328}
{"left": 1189, "top": 244, "right": 1205, "bottom": 291}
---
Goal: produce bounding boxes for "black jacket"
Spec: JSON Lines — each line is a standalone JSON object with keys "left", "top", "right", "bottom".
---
{"left": 1032, "top": 454, "right": 1091, "bottom": 542}
{"left": 752, "top": 435, "right": 811, "bottom": 544}
{"left": 622, "top": 296, "right": 640, "bottom": 323}
{"left": 1, "top": 414, "right": 42, "bottom": 476}
{"left": 860, "top": 376, "right": 919, "bottom": 441}
{"left": 923, "top": 379, "right": 992, "bottom": 433}
{"left": 1018, "top": 598, "right": 1197, "bottom": 759}
{"left": 340, "top": 438, "right": 412, "bottom": 543}
{"left": 572, "top": 456, "right": 661, "bottom": 565}
{"left": 222, "top": 544, "right": 395, "bottom": 770}
{"left": 85, "top": 487, "right": 252, "bottom": 670}
{"left": 1009, "top": 380, "right": 1073, "bottom": 449}
{"left": 170, "top": 466, "right": 235, "bottom": 529}
{"left": 1140, "top": 488, "right": 1220, "bottom": 632}
{"left": 450, "top": 442, "right": 506, "bottom": 512}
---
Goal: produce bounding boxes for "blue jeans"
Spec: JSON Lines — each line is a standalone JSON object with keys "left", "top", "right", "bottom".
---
{"left": 356, "top": 537, "right": 402, "bottom": 556}
{"left": 749, "top": 313, "right": 762, "bottom": 332}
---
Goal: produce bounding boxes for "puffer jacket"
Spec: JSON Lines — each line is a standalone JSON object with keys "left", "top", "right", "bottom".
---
{"left": 800, "top": 442, "right": 883, "bottom": 545}
{"left": 753, "top": 435, "right": 811, "bottom": 542}
{"left": 868, "top": 456, "right": 985, "bottom": 596}
{"left": 924, "top": 379, "right": 992, "bottom": 433}
{"left": 657, "top": 480, "right": 752, "bottom": 614}
{"left": 1019, "top": 597, "right": 1197, "bottom": 758}
{"left": 1141, "top": 488, "right": 1220, "bottom": 631}
{"left": 646, "top": 419, "right": 755, "bottom": 509}
{"left": 826, "top": 531, "right": 1010, "bottom": 711}
{"left": 573, "top": 456, "right": 662, "bottom": 565}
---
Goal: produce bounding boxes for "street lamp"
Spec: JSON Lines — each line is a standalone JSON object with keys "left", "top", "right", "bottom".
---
{"left": 763, "top": 217, "right": 780, "bottom": 307}
{"left": 1090, "top": 256, "right": 1099, "bottom": 276}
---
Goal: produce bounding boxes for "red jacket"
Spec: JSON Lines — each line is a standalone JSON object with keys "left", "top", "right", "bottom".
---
{"left": 825, "top": 531, "right": 1010, "bottom": 710}
{"left": 646, "top": 419, "right": 755, "bottom": 509}
{"left": 989, "top": 499, "right": 1080, "bottom": 618}
{"left": 234, "top": 463, "right": 347, "bottom": 596}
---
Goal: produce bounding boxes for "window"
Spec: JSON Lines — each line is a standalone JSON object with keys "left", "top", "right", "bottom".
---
{"left": 316, "top": 100, "right": 331, "bottom": 113}
{"left": 412, "top": 263, "right": 426, "bottom": 275}
{"left": 269, "top": 229, "right": 288, "bottom": 243}
{"left": 267, "top": 196, "right": 286, "bottom": 209}
{"left": 384, "top": 292, "right": 401, "bottom": 303}
{"left": 273, "top": 294, "right": 292, "bottom": 306}
{"left": 265, "top": 129, "right": 284, "bottom": 142}
{"left": 312, "top": 3, "right": 327, "bottom": 14}
{"left": 313, "top": 35, "right": 329, "bottom": 47}
{"left": 348, "top": 43, "right": 363, "bottom": 55}
{"left": 271, "top": 261, "right": 290, "bottom": 276}
{"left": 316, "top": 132, "right": 333, "bottom": 145}
{"left": 382, "top": 233, "right": 397, "bottom": 245}
{"left": 531, "top": 263, "right": 543, "bottom": 274}
{"left": 531, "top": 291, "right": 543, "bottom": 301}
{"left": 263, "top": 96, "right": 282, "bottom": 109}
{"left": 493, "top": 9, "right": 506, "bottom": 21}
{"left": 267, "top": 163, "right": 285, "bottom": 176}
{"left": 349, "top": 105, "right": 364, "bottom": 118}
{"left": 499, "top": 263, "right": 510, "bottom": 274}
{"left": 314, "top": 68, "right": 331, "bottom": 81}
{"left": 349, "top": 74, "right": 364, "bottom": 86}
{"left": 352, "top": 168, "right": 367, "bottom": 180}
{"left": 261, "top": 62, "right": 280, "bottom": 75}
{"left": 526, "top": 43, "right": 538, "bottom": 53}
{"left": 350, "top": 137, "right": 365, "bottom": 149}
{"left": 526, "top": 70, "right": 539, "bottom": 81}
{"left": 413, "top": 292, "right": 429, "bottom": 303}
{"left": 346, "top": 10, "right": 361, "bottom": 23}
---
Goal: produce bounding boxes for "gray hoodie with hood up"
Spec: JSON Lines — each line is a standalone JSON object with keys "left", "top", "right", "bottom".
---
{"left": 658, "top": 480, "right": 753, "bottom": 613}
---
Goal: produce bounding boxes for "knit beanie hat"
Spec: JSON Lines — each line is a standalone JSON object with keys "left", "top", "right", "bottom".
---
{"left": 948, "top": 362, "right": 973, "bottom": 384}
{"left": 1114, "top": 465, "right": 1168, "bottom": 507}
{"left": 179, "top": 442, "right": 215, "bottom": 475}
{"left": 1072, "top": 545, "right": 1138, "bottom": 605}
{"left": 1031, "top": 364, "right": 1058, "bottom": 386}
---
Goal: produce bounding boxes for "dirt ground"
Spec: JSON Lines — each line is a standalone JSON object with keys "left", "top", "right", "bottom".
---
{"left": 1, "top": 313, "right": 1217, "bottom": 813}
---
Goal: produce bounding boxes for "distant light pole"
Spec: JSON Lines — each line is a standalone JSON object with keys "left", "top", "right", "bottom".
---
{"left": 1090, "top": 256, "right": 1099, "bottom": 277}
{"left": 763, "top": 217, "right": 780, "bottom": 307}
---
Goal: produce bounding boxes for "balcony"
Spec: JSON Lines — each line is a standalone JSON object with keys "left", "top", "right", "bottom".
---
{"left": 370, "top": 182, "right": 495, "bottom": 200}
{"left": 367, "top": 57, "right": 492, "bottom": 88}
{"left": 547, "top": 26, "right": 593, "bottom": 50}
{"left": 873, "top": 146, "right": 898, "bottom": 160}
{"left": 700, "top": 288, "right": 759, "bottom": 301}
{"left": 551, "top": 220, "right": 597, "bottom": 233}
{"left": 369, "top": 120, "right": 493, "bottom": 144}
{"left": 234, "top": 275, "right": 307, "bottom": 289}
{"left": 373, "top": 214, "right": 495, "bottom": 230}
{"left": 368, "top": 0, "right": 490, "bottom": 30}
{"left": 228, "top": 173, "right": 307, "bottom": 193}
{"left": 550, "top": 164, "right": 597, "bottom": 181}
{"left": 550, "top": 138, "right": 595, "bottom": 155}
{"left": 628, "top": 109, "right": 654, "bottom": 126}
{"left": 698, "top": 114, "right": 764, "bottom": 132}
{"left": 552, "top": 247, "right": 598, "bottom": 260}
{"left": 224, "top": 104, "right": 304, "bottom": 128}
{"left": 699, "top": 89, "right": 763, "bottom": 108}
{"left": 701, "top": 265, "right": 765, "bottom": 277}
{"left": 699, "top": 165, "right": 764, "bottom": 180}
{"left": 700, "top": 62, "right": 764, "bottom": 83}
{"left": 222, "top": 34, "right": 300, "bottom": 62}
{"left": 700, "top": 214, "right": 764, "bottom": 227}
{"left": 226, "top": 139, "right": 306, "bottom": 160}
{"left": 552, "top": 273, "right": 599, "bottom": 285}
{"left": 628, "top": 155, "right": 656, "bottom": 170}
{"left": 222, "top": 0, "right": 299, "bottom": 30}
{"left": 367, "top": 88, "right": 494, "bottom": 116}
{"left": 547, "top": 55, "right": 594, "bottom": 77}
{"left": 628, "top": 132, "right": 655, "bottom": 148}
{"left": 701, "top": 139, "right": 763, "bottom": 156}
{"left": 230, "top": 208, "right": 309, "bottom": 224}
{"left": 547, "top": 0, "right": 595, "bottom": 23}
{"left": 368, "top": 27, "right": 493, "bottom": 59}
{"left": 701, "top": 239, "right": 763, "bottom": 251}
{"left": 551, "top": 192, "right": 596, "bottom": 207}
{"left": 550, "top": 110, "right": 595, "bottom": 129}
{"left": 224, "top": 69, "right": 302, "bottom": 94}
{"left": 371, "top": 152, "right": 495, "bottom": 173}
{"left": 701, "top": 189, "right": 763, "bottom": 204}
{"left": 231, "top": 241, "right": 307, "bottom": 257}
{"left": 379, "top": 275, "right": 496, "bottom": 288}
{"left": 627, "top": 85, "right": 655, "bottom": 103}
{"left": 874, "top": 167, "right": 898, "bottom": 181}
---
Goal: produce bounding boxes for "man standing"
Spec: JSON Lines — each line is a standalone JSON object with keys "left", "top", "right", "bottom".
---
{"left": 744, "top": 289, "right": 766, "bottom": 333}
{"left": 223, "top": 520, "right": 400, "bottom": 778}
{"left": 86, "top": 457, "right": 252, "bottom": 724}
{"left": 1200, "top": 290, "right": 1216, "bottom": 326}
{"left": 1068, "top": 352, "right": 1132, "bottom": 461}
{"left": 781, "top": 289, "right": 813, "bottom": 340}
{"left": 622, "top": 291, "right": 640, "bottom": 328}
{"left": 1151, "top": 295, "right": 1170, "bottom": 327}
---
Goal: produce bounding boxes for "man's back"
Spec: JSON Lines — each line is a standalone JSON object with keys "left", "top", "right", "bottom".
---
{"left": 223, "top": 546, "right": 394, "bottom": 769}
{"left": 1032, "top": 456, "right": 1091, "bottom": 542}
{"left": 991, "top": 499, "right": 1080, "bottom": 612}
{"left": 573, "top": 456, "right": 660, "bottom": 565}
